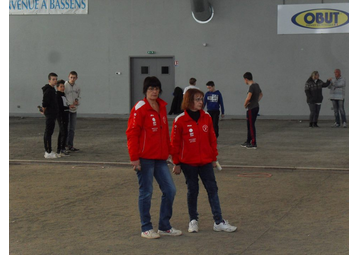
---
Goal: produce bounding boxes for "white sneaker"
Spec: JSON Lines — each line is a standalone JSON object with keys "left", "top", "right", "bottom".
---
{"left": 332, "top": 122, "right": 340, "bottom": 128}
{"left": 343, "top": 122, "right": 347, "bottom": 128}
{"left": 213, "top": 220, "right": 237, "bottom": 232}
{"left": 44, "top": 151, "right": 57, "bottom": 159}
{"left": 158, "top": 227, "right": 182, "bottom": 236}
{"left": 188, "top": 219, "right": 199, "bottom": 233}
{"left": 216, "top": 161, "right": 222, "bottom": 171}
{"left": 141, "top": 229, "right": 160, "bottom": 239}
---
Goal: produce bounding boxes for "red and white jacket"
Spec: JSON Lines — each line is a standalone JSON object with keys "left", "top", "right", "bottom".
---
{"left": 170, "top": 110, "right": 218, "bottom": 166}
{"left": 126, "top": 98, "right": 170, "bottom": 161}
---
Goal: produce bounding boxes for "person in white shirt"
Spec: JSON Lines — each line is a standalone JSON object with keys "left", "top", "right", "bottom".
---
{"left": 64, "top": 71, "right": 81, "bottom": 151}
{"left": 183, "top": 77, "right": 201, "bottom": 94}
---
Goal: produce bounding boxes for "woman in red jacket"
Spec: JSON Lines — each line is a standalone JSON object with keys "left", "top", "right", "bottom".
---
{"left": 126, "top": 76, "right": 182, "bottom": 239}
{"left": 170, "top": 88, "right": 237, "bottom": 233}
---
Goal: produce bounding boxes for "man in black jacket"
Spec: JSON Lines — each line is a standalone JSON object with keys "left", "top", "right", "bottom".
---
{"left": 42, "top": 72, "right": 59, "bottom": 158}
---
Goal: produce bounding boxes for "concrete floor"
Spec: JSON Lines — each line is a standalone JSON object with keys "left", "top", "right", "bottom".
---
{"left": 9, "top": 116, "right": 349, "bottom": 254}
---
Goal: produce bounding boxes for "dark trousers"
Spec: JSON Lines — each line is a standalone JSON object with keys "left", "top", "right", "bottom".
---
{"left": 308, "top": 103, "right": 321, "bottom": 123}
{"left": 44, "top": 114, "right": 57, "bottom": 153}
{"left": 246, "top": 107, "right": 259, "bottom": 146}
{"left": 181, "top": 163, "right": 223, "bottom": 224}
{"left": 57, "top": 113, "right": 69, "bottom": 152}
{"left": 208, "top": 110, "right": 220, "bottom": 138}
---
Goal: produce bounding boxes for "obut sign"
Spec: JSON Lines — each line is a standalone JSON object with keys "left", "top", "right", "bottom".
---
{"left": 278, "top": 3, "right": 349, "bottom": 34}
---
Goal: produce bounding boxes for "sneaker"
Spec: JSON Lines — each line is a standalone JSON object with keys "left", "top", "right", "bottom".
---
{"left": 158, "top": 228, "right": 182, "bottom": 236}
{"left": 141, "top": 229, "right": 160, "bottom": 239}
{"left": 332, "top": 122, "right": 340, "bottom": 128}
{"left": 188, "top": 220, "right": 199, "bottom": 233}
{"left": 246, "top": 144, "right": 257, "bottom": 150}
{"left": 44, "top": 151, "right": 57, "bottom": 159}
{"left": 241, "top": 142, "right": 250, "bottom": 148}
{"left": 313, "top": 123, "right": 319, "bottom": 128}
{"left": 213, "top": 220, "right": 237, "bottom": 232}
{"left": 69, "top": 147, "right": 80, "bottom": 152}
{"left": 216, "top": 161, "right": 222, "bottom": 171}
{"left": 343, "top": 122, "right": 347, "bottom": 128}
{"left": 60, "top": 150, "right": 70, "bottom": 156}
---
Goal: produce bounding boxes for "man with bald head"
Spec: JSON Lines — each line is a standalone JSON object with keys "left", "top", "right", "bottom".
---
{"left": 328, "top": 69, "right": 347, "bottom": 128}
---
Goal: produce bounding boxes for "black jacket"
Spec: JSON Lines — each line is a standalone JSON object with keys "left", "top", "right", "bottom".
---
{"left": 305, "top": 78, "right": 330, "bottom": 104}
{"left": 56, "top": 91, "right": 69, "bottom": 120}
{"left": 42, "top": 84, "right": 58, "bottom": 117}
{"left": 169, "top": 87, "right": 184, "bottom": 115}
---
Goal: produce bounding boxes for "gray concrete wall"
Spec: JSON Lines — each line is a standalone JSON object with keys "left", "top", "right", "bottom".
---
{"left": 9, "top": 0, "right": 349, "bottom": 118}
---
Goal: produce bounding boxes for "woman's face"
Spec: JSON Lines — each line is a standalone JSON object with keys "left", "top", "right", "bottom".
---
{"left": 191, "top": 93, "right": 204, "bottom": 111}
{"left": 146, "top": 86, "right": 160, "bottom": 100}
{"left": 314, "top": 73, "right": 320, "bottom": 80}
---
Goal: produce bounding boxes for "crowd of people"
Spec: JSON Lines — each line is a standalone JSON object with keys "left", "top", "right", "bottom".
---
{"left": 40, "top": 67, "right": 347, "bottom": 238}
{"left": 125, "top": 69, "right": 347, "bottom": 239}
{"left": 41, "top": 71, "right": 81, "bottom": 159}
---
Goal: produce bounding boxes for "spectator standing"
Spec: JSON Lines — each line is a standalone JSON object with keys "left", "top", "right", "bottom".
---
{"left": 64, "top": 71, "right": 81, "bottom": 151}
{"left": 170, "top": 88, "right": 237, "bottom": 233}
{"left": 328, "top": 69, "right": 347, "bottom": 128}
{"left": 42, "top": 73, "right": 59, "bottom": 159}
{"left": 241, "top": 72, "right": 263, "bottom": 149}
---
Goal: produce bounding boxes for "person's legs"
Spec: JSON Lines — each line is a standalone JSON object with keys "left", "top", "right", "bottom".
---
{"left": 181, "top": 164, "right": 200, "bottom": 222}
{"left": 331, "top": 100, "right": 340, "bottom": 125}
{"left": 153, "top": 160, "right": 176, "bottom": 231}
{"left": 137, "top": 158, "right": 155, "bottom": 232}
{"left": 208, "top": 110, "right": 220, "bottom": 138}
{"left": 198, "top": 163, "right": 223, "bottom": 224}
{"left": 247, "top": 107, "right": 259, "bottom": 145}
{"left": 338, "top": 100, "right": 347, "bottom": 124}
{"left": 62, "top": 114, "right": 69, "bottom": 150}
{"left": 44, "top": 115, "right": 56, "bottom": 153}
{"left": 67, "top": 112, "right": 77, "bottom": 148}
{"left": 308, "top": 103, "right": 315, "bottom": 126}
{"left": 56, "top": 117, "right": 65, "bottom": 153}
{"left": 246, "top": 110, "right": 251, "bottom": 143}
{"left": 313, "top": 104, "right": 321, "bottom": 125}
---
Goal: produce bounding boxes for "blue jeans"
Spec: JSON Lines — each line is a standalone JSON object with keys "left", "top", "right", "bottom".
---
{"left": 181, "top": 163, "right": 223, "bottom": 224}
{"left": 137, "top": 158, "right": 176, "bottom": 232}
{"left": 67, "top": 112, "right": 77, "bottom": 147}
{"left": 331, "top": 100, "right": 347, "bottom": 124}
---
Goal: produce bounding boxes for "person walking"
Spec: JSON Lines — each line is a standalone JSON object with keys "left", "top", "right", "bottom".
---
{"left": 126, "top": 76, "right": 182, "bottom": 239}
{"left": 170, "top": 88, "right": 237, "bottom": 234}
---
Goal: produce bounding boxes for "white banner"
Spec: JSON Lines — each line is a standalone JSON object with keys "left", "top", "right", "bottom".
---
{"left": 278, "top": 3, "right": 349, "bottom": 34}
{"left": 9, "top": 0, "right": 88, "bottom": 15}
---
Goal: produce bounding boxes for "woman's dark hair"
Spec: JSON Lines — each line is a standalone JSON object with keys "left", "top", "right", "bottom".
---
{"left": 143, "top": 76, "right": 162, "bottom": 95}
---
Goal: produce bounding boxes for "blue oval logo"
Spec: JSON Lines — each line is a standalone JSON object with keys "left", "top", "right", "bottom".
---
{"left": 291, "top": 9, "right": 349, "bottom": 29}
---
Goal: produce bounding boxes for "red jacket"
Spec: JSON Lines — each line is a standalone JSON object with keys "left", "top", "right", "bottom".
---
{"left": 170, "top": 110, "right": 218, "bottom": 166}
{"left": 126, "top": 98, "right": 170, "bottom": 161}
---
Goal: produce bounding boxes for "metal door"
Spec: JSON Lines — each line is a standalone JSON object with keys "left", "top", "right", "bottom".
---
{"left": 130, "top": 57, "right": 175, "bottom": 112}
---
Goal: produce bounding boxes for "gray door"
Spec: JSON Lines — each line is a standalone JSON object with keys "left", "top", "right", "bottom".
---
{"left": 130, "top": 57, "right": 175, "bottom": 112}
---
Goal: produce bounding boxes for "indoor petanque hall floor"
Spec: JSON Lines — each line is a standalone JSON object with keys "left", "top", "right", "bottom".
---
{"left": 9, "top": 116, "right": 349, "bottom": 255}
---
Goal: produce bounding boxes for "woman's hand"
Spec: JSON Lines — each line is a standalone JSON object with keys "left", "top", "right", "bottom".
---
{"left": 131, "top": 160, "right": 141, "bottom": 171}
{"left": 172, "top": 165, "right": 181, "bottom": 175}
